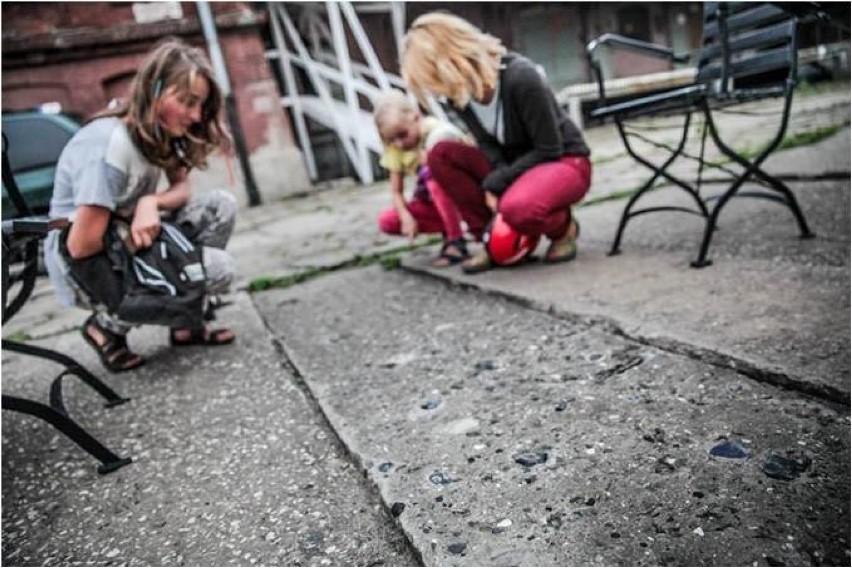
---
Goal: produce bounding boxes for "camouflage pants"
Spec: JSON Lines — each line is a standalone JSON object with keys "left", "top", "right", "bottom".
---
{"left": 169, "top": 188, "right": 237, "bottom": 295}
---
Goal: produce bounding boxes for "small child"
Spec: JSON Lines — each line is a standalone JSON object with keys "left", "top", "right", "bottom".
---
{"left": 373, "top": 89, "right": 471, "bottom": 267}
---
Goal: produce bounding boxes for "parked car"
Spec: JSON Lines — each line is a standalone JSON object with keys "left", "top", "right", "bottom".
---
{"left": 2, "top": 111, "right": 80, "bottom": 219}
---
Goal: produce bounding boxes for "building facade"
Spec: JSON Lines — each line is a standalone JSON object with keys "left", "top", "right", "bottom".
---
{"left": 2, "top": 1, "right": 309, "bottom": 206}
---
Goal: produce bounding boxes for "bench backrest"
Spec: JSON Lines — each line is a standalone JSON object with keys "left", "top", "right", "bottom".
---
{"left": 696, "top": 2, "right": 798, "bottom": 93}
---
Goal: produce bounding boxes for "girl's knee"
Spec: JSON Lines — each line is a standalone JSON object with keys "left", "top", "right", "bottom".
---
{"left": 207, "top": 189, "right": 238, "bottom": 224}
{"left": 203, "top": 247, "right": 235, "bottom": 295}
{"left": 178, "top": 189, "right": 237, "bottom": 248}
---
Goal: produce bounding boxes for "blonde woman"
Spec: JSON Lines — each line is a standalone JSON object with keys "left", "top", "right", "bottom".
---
{"left": 402, "top": 12, "right": 592, "bottom": 273}
{"left": 45, "top": 39, "right": 237, "bottom": 372}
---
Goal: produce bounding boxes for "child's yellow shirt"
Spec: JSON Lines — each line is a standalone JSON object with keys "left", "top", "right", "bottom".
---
{"left": 379, "top": 116, "right": 468, "bottom": 174}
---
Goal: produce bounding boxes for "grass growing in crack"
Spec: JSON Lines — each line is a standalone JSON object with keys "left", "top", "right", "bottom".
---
{"left": 379, "top": 255, "right": 402, "bottom": 270}
{"left": 4, "top": 330, "right": 33, "bottom": 342}
{"left": 580, "top": 182, "right": 666, "bottom": 207}
{"left": 3, "top": 324, "right": 80, "bottom": 342}
{"left": 718, "top": 123, "right": 846, "bottom": 163}
{"left": 778, "top": 124, "right": 844, "bottom": 150}
{"left": 248, "top": 269, "right": 327, "bottom": 292}
{"left": 248, "top": 237, "right": 439, "bottom": 292}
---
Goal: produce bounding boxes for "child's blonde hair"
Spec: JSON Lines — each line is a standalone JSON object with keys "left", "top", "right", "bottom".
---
{"left": 401, "top": 12, "right": 506, "bottom": 108}
{"left": 373, "top": 89, "right": 419, "bottom": 145}
{"left": 99, "top": 38, "right": 228, "bottom": 172}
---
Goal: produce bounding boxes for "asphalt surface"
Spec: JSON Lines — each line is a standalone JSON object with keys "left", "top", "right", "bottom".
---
{"left": 2, "top": 82, "right": 849, "bottom": 566}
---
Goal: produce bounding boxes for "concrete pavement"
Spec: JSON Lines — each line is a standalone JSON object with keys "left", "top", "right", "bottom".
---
{"left": 257, "top": 264, "right": 849, "bottom": 566}
{"left": 2, "top": 81, "right": 849, "bottom": 566}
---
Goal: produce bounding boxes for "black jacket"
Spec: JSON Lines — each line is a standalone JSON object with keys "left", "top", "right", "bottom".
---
{"left": 451, "top": 52, "right": 590, "bottom": 195}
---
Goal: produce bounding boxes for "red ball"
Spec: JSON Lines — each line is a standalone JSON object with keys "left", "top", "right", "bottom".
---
{"left": 484, "top": 213, "right": 540, "bottom": 266}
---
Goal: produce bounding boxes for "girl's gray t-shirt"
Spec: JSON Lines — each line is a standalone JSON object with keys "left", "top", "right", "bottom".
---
{"left": 45, "top": 117, "right": 162, "bottom": 306}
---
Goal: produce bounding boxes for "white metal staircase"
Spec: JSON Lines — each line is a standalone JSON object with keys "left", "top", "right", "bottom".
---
{"left": 266, "top": 1, "right": 445, "bottom": 184}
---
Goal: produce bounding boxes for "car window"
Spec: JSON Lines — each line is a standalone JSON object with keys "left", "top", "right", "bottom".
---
{"left": 3, "top": 117, "right": 75, "bottom": 173}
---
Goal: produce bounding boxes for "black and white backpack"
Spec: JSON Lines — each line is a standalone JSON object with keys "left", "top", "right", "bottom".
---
{"left": 62, "top": 218, "right": 207, "bottom": 329}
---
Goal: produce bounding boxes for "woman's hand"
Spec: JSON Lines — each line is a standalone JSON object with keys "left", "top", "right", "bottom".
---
{"left": 485, "top": 191, "right": 499, "bottom": 213}
{"left": 130, "top": 195, "right": 161, "bottom": 249}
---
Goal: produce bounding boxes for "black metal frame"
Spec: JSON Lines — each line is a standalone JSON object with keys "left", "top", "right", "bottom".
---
{"left": 587, "top": 2, "right": 815, "bottom": 267}
{"left": 2, "top": 133, "right": 132, "bottom": 474}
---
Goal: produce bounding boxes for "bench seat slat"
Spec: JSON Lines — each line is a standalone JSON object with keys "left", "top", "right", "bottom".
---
{"left": 703, "top": 4, "right": 789, "bottom": 41}
{"left": 699, "top": 21, "right": 796, "bottom": 66}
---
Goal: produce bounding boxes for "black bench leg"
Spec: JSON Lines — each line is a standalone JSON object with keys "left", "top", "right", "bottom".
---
{"left": 610, "top": 177, "right": 657, "bottom": 256}
{"left": 610, "top": 113, "right": 702, "bottom": 256}
{"left": 689, "top": 166, "right": 815, "bottom": 268}
{"left": 751, "top": 168, "right": 816, "bottom": 239}
{"left": 691, "top": 217, "right": 719, "bottom": 268}
{"left": 2, "top": 339, "right": 129, "bottom": 407}
{"left": 691, "top": 160, "right": 754, "bottom": 268}
{"left": 2, "top": 395, "right": 132, "bottom": 474}
{"left": 695, "top": 99, "right": 815, "bottom": 268}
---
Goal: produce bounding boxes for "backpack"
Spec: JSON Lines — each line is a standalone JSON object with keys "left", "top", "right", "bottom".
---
{"left": 61, "top": 218, "right": 207, "bottom": 329}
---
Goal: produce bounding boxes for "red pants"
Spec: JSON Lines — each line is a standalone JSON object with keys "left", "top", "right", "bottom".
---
{"left": 427, "top": 141, "right": 592, "bottom": 240}
{"left": 377, "top": 179, "right": 464, "bottom": 241}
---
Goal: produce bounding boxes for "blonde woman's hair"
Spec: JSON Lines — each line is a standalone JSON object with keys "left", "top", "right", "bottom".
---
{"left": 372, "top": 89, "right": 419, "bottom": 144}
{"left": 98, "top": 38, "right": 228, "bottom": 172}
{"left": 401, "top": 12, "right": 506, "bottom": 108}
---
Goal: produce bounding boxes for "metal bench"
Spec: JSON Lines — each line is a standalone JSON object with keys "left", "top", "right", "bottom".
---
{"left": 2, "top": 133, "right": 132, "bottom": 474}
{"left": 587, "top": 2, "right": 815, "bottom": 267}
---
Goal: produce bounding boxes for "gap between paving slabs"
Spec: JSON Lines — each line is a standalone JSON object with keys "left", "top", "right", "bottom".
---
{"left": 245, "top": 236, "right": 440, "bottom": 293}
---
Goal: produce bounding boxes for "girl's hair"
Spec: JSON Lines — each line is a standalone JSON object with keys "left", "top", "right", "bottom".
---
{"left": 98, "top": 39, "right": 228, "bottom": 172}
{"left": 401, "top": 12, "right": 506, "bottom": 108}
{"left": 372, "top": 89, "right": 419, "bottom": 144}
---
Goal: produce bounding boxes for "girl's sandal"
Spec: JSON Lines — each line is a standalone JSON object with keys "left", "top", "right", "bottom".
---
{"left": 170, "top": 326, "right": 236, "bottom": 347}
{"left": 81, "top": 315, "right": 145, "bottom": 373}
{"left": 430, "top": 239, "right": 470, "bottom": 268}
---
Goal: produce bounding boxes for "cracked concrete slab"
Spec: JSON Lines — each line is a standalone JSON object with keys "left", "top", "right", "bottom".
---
{"left": 256, "top": 266, "right": 849, "bottom": 566}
